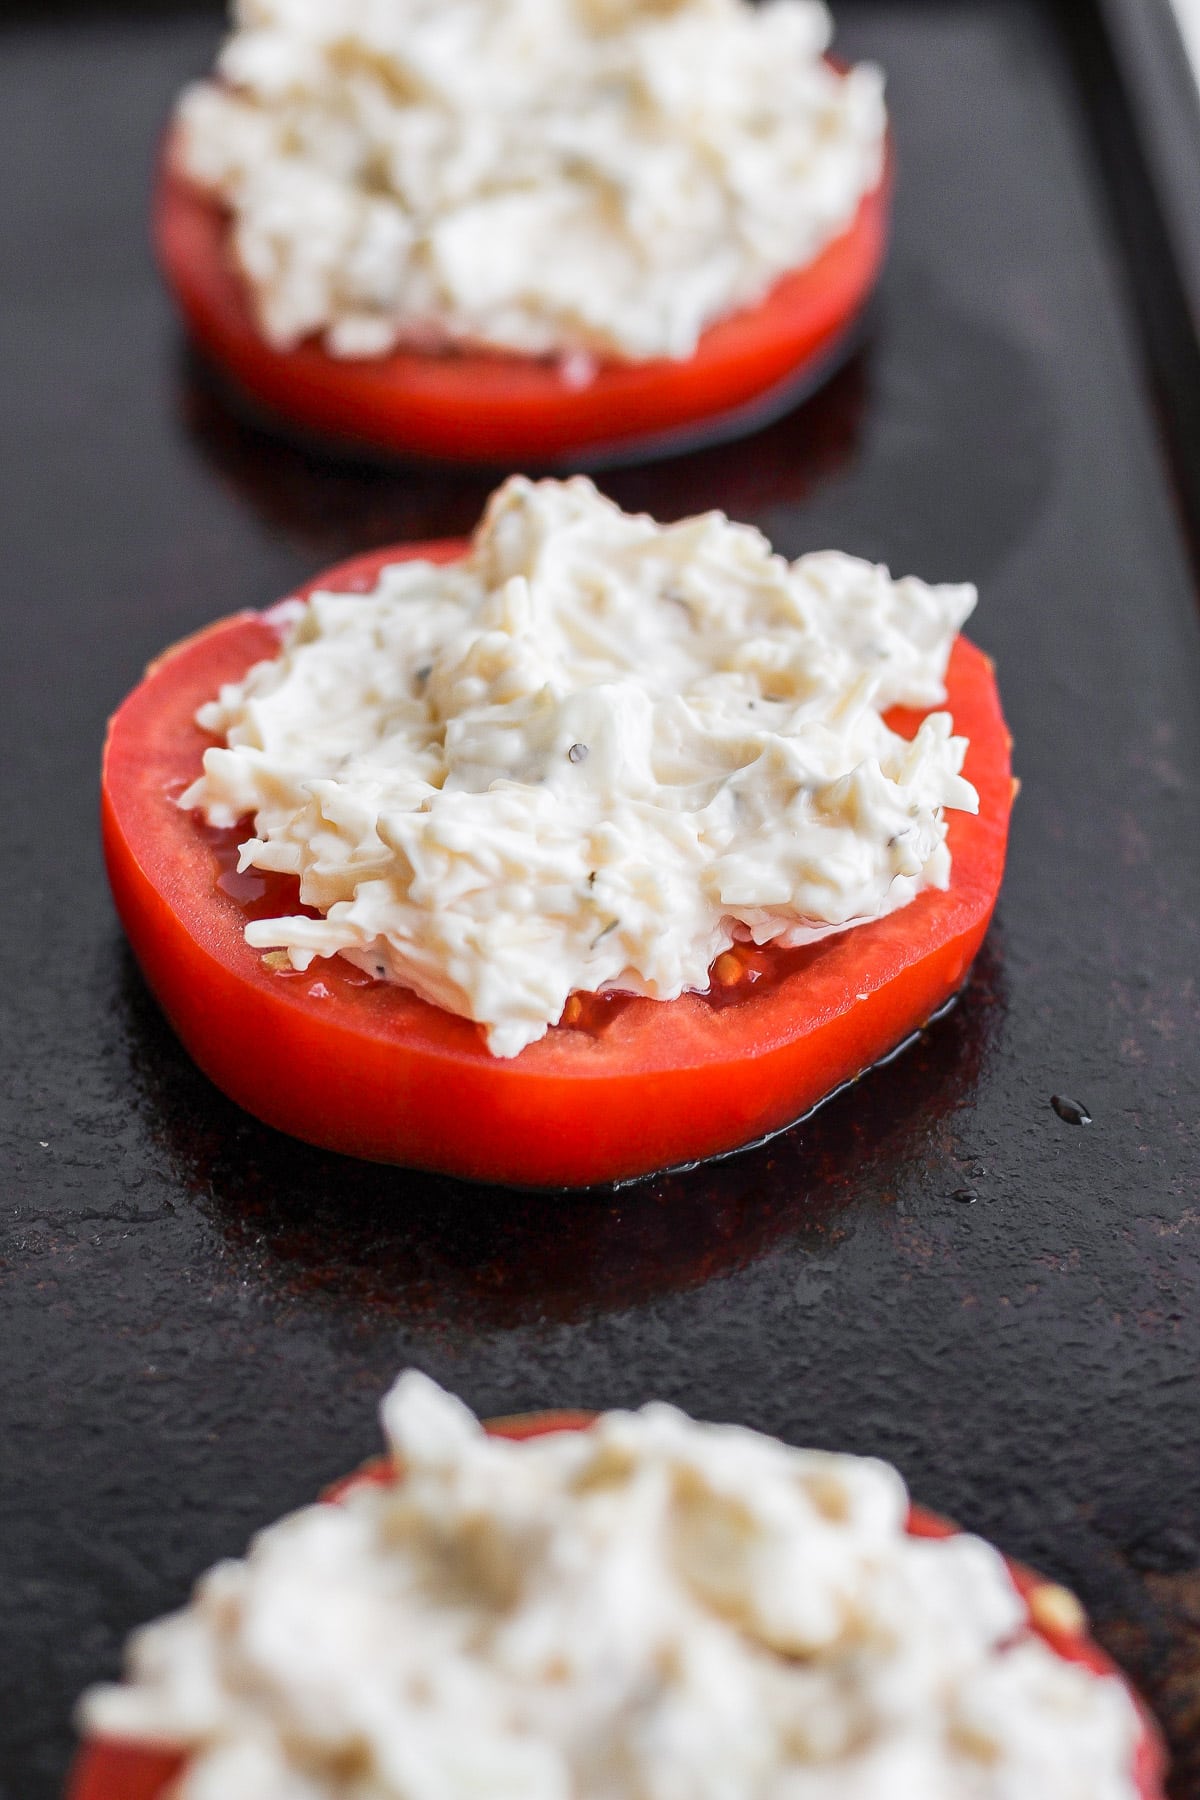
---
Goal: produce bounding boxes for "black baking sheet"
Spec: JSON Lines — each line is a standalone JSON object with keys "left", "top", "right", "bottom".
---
{"left": 3, "top": 2, "right": 1200, "bottom": 1796}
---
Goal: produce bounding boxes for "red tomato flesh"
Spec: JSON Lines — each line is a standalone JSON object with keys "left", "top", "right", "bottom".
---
{"left": 70, "top": 1413, "right": 1167, "bottom": 1800}
{"left": 101, "top": 538, "right": 1013, "bottom": 1189}
{"left": 154, "top": 136, "right": 891, "bottom": 466}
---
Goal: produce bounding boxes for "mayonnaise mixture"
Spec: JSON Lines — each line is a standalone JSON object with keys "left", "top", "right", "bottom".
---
{"left": 83, "top": 1373, "right": 1141, "bottom": 1800}
{"left": 174, "top": 0, "right": 886, "bottom": 363}
{"left": 182, "top": 477, "right": 978, "bottom": 1057}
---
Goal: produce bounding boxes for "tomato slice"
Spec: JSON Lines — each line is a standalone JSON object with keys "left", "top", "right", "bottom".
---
{"left": 70, "top": 1413, "right": 1167, "bottom": 1800}
{"left": 154, "top": 135, "right": 891, "bottom": 466}
{"left": 101, "top": 537, "right": 1012, "bottom": 1188}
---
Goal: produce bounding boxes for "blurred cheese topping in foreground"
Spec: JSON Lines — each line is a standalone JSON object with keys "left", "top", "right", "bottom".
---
{"left": 173, "top": 0, "right": 886, "bottom": 363}
{"left": 82, "top": 1373, "right": 1142, "bottom": 1799}
{"left": 183, "top": 477, "right": 979, "bottom": 1057}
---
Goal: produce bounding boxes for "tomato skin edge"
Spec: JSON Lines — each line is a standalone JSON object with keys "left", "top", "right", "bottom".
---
{"left": 69, "top": 1413, "right": 1168, "bottom": 1800}
{"left": 100, "top": 539, "right": 1013, "bottom": 1190}
{"left": 153, "top": 132, "right": 892, "bottom": 466}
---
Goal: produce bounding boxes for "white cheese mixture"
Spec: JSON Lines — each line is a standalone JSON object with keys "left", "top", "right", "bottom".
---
{"left": 82, "top": 1373, "right": 1142, "bottom": 1800}
{"left": 174, "top": 0, "right": 886, "bottom": 363}
{"left": 182, "top": 477, "right": 979, "bottom": 1057}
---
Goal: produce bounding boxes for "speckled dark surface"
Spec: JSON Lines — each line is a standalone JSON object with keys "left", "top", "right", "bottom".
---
{"left": 3, "top": 3, "right": 1200, "bottom": 1797}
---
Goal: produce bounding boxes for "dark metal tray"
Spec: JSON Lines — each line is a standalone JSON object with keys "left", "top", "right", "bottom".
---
{"left": 3, "top": 2, "right": 1200, "bottom": 1794}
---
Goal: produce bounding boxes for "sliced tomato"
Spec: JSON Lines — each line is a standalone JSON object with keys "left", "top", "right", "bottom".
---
{"left": 70, "top": 1413, "right": 1167, "bottom": 1800}
{"left": 154, "top": 135, "right": 891, "bottom": 466}
{"left": 101, "top": 538, "right": 1012, "bottom": 1188}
